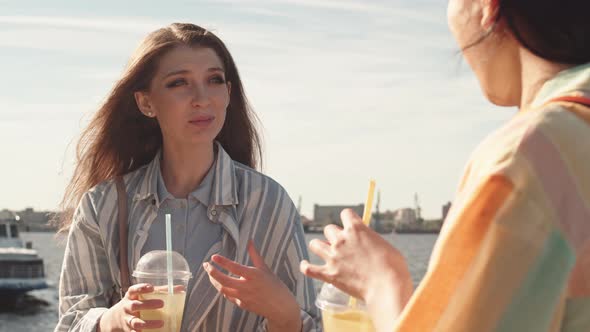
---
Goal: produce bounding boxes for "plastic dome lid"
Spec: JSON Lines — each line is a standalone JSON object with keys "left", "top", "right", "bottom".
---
{"left": 132, "top": 250, "right": 192, "bottom": 280}
{"left": 315, "top": 283, "right": 368, "bottom": 311}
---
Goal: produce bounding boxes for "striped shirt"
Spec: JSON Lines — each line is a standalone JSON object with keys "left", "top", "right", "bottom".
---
{"left": 55, "top": 142, "right": 320, "bottom": 332}
{"left": 141, "top": 151, "right": 223, "bottom": 275}
{"left": 394, "top": 63, "right": 590, "bottom": 331}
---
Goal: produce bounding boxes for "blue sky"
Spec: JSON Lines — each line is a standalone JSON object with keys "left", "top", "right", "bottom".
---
{"left": 0, "top": 0, "right": 514, "bottom": 218}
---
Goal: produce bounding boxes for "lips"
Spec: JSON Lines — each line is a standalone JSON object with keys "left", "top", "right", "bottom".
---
{"left": 189, "top": 115, "right": 215, "bottom": 127}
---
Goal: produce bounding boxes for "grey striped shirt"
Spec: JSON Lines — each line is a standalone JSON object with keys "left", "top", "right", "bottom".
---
{"left": 55, "top": 142, "right": 321, "bottom": 332}
{"left": 142, "top": 151, "right": 223, "bottom": 274}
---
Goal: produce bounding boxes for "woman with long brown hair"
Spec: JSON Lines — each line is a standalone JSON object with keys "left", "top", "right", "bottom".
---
{"left": 55, "top": 23, "right": 318, "bottom": 332}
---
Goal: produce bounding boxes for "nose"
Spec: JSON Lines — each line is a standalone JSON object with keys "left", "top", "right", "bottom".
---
{"left": 191, "top": 84, "right": 210, "bottom": 108}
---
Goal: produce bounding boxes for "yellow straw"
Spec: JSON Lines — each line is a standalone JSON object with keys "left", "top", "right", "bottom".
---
{"left": 349, "top": 179, "right": 376, "bottom": 308}
{"left": 361, "top": 179, "right": 376, "bottom": 226}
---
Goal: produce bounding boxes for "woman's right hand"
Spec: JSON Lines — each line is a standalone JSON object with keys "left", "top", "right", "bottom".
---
{"left": 97, "top": 283, "right": 164, "bottom": 332}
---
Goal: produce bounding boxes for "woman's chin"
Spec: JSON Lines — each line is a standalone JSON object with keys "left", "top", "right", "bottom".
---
{"left": 483, "top": 89, "right": 519, "bottom": 107}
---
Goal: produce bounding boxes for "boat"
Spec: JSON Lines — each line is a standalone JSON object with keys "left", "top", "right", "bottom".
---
{"left": 0, "top": 217, "right": 48, "bottom": 305}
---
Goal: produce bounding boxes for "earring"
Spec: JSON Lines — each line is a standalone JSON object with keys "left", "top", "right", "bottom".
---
{"left": 147, "top": 112, "right": 153, "bottom": 117}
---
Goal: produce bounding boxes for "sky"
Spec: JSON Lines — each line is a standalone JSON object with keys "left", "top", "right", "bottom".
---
{"left": 0, "top": 0, "right": 515, "bottom": 219}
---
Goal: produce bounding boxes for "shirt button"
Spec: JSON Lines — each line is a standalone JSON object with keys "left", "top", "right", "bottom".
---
{"left": 211, "top": 209, "right": 217, "bottom": 216}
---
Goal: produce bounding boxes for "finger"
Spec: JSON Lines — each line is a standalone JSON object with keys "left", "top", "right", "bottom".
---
{"left": 204, "top": 262, "right": 246, "bottom": 289}
{"left": 127, "top": 315, "right": 164, "bottom": 330}
{"left": 340, "top": 208, "right": 363, "bottom": 229}
{"left": 210, "top": 255, "right": 255, "bottom": 279}
{"left": 207, "top": 270, "right": 225, "bottom": 293}
{"left": 126, "top": 283, "right": 154, "bottom": 299}
{"left": 299, "top": 260, "right": 332, "bottom": 283}
{"left": 223, "top": 294, "right": 239, "bottom": 303}
{"left": 218, "top": 286, "right": 241, "bottom": 299}
{"left": 126, "top": 299, "right": 164, "bottom": 313}
{"left": 152, "top": 284, "right": 185, "bottom": 294}
{"left": 247, "top": 239, "right": 269, "bottom": 272}
{"left": 323, "top": 224, "right": 342, "bottom": 243}
{"left": 308, "top": 239, "right": 331, "bottom": 261}
{"left": 173, "top": 284, "right": 186, "bottom": 293}
{"left": 225, "top": 296, "right": 249, "bottom": 310}
{"left": 206, "top": 270, "right": 242, "bottom": 299}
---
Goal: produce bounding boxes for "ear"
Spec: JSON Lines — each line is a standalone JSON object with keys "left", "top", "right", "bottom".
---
{"left": 226, "top": 81, "right": 232, "bottom": 97}
{"left": 481, "top": 0, "right": 499, "bottom": 30}
{"left": 134, "top": 91, "right": 155, "bottom": 117}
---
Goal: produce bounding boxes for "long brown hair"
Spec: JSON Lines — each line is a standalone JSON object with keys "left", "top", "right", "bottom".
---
{"left": 56, "top": 23, "right": 262, "bottom": 233}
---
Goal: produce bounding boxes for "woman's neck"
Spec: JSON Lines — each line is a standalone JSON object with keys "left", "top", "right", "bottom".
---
{"left": 160, "top": 141, "right": 215, "bottom": 198}
{"left": 518, "top": 49, "right": 573, "bottom": 110}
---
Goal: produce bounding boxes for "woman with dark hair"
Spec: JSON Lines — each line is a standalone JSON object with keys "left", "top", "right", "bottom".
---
{"left": 55, "top": 23, "right": 318, "bottom": 332}
{"left": 301, "top": 0, "right": 590, "bottom": 331}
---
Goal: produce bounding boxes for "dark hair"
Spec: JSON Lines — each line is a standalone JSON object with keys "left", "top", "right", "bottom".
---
{"left": 56, "top": 23, "right": 262, "bottom": 233}
{"left": 497, "top": 0, "right": 590, "bottom": 64}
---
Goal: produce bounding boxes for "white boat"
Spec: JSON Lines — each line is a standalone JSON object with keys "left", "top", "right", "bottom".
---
{"left": 0, "top": 217, "right": 48, "bottom": 301}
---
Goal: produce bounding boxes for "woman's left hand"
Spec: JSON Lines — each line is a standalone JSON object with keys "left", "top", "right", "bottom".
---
{"left": 204, "top": 240, "right": 302, "bottom": 332}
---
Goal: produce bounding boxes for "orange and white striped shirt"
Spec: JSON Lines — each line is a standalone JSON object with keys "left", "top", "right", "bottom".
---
{"left": 395, "top": 63, "right": 590, "bottom": 332}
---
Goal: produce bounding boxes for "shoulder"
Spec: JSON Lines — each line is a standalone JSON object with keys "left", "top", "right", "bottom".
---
{"left": 79, "top": 165, "right": 149, "bottom": 222}
{"left": 460, "top": 102, "right": 590, "bottom": 210}
{"left": 467, "top": 103, "right": 586, "bottom": 176}
{"left": 232, "top": 161, "right": 298, "bottom": 218}
{"left": 233, "top": 162, "right": 292, "bottom": 198}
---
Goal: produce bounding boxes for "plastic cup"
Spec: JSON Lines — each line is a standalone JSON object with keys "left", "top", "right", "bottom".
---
{"left": 316, "top": 283, "right": 376, "bottom": 332}
{"left": 132, "top": 250, "right": 192, "bottom": 332}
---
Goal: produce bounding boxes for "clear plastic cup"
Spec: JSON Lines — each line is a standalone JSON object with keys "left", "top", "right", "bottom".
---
{"left": 132, "top": 250, "right": 192, "bottom": 332}
{"left": 316, "top": 283, "right": 376, "bottom": 332}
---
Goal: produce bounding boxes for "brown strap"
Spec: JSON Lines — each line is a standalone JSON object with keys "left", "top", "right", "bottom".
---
{"left": 115, "top": 176, "right": 130, "bottom": 296}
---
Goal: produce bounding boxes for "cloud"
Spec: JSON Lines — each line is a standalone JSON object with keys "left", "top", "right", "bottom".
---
{"left": 0, "top": 15, "right": 165, "bottom": 33}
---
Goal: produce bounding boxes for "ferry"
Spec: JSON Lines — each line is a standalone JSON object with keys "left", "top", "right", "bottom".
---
{"left": 0, "top": 217, "right": 48, "bottom": 304}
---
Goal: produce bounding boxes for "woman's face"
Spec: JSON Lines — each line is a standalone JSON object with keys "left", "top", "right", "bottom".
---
{"left": 447, "top": 0, "right": 521, "bottom": 106}
{"left": 136, "top": 45, "right": 231, "bottom": 147}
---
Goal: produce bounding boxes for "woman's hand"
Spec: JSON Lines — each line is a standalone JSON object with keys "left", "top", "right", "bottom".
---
{"left": 300, "top": 209, "right": 414, "bottom": 320}
{"left": 204, "top": 240, "right": 302, "bottom": 332}
{"left": 97, "top": 283, "right": 164, "bottom": 332}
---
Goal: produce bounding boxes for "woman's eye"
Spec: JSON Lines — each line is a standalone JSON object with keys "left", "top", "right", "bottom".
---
{"left": 166, "top": 78, "right": 187, "bottom": 88}
{"left": 209, "top": 75, "right": 226, "bottom": 84}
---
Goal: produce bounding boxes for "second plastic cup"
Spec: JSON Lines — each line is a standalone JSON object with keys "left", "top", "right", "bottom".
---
{"left": 132, "top": 250, "right": 192, "bottom": 332}
{"left": 316, "top": 283, "right": 376, "bottom": 332}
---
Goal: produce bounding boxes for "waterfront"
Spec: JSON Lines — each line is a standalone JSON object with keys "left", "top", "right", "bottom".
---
{"left": 0, "top": 232, "right": 437, "bottom": 331}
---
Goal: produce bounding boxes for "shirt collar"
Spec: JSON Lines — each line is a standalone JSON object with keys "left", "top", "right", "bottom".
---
{"left": 155, "top": 151, "right": 216, "bottom": 206}
{"left": 531, "top": 62, "right": 590, "bottom": 108}
{"left": 134, "top": 141, "right": 239, "bottom": 207}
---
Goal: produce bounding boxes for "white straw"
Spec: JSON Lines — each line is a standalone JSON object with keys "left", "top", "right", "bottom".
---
{"left": 165, "top": 213, "right": 173, "bottom": 294}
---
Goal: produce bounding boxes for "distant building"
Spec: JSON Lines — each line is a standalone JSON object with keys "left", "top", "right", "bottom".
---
{"left": 0, "top": 209, "right": 16, "bottom": 220}
{"left": 18, "top": 208, "right": 49, "bottom": 223}
{"left": 0, "top": 208, "right": 55, "bottom": 232}
{"left": 391, "top": 208, "right": 417, "bottom": 226}
{"left": 300, "top": 215, "right": 312, "bottom": 226}
{"left": 442, "top": 201, "right": 452, "bottom": 221}
{"left": 313, "top": 204, "right": 364, "bottom": 227}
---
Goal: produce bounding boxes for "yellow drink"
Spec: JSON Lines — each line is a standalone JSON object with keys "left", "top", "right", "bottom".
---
{"left": 139, "top": 291, "right": 186, "bottom": 332}
{"left": 322, "top": 309, "right": 376, "bottom": 332}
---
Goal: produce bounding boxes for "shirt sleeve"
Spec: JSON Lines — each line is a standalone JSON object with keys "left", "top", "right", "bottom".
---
{"left": 257, "top": 207, "right": 322, "bottom": 332}
{"left": 394, "top": 174, "right": 576, "bottom": 332}
{"left": 54, "top": 192, "right": 115, "bottom": 332}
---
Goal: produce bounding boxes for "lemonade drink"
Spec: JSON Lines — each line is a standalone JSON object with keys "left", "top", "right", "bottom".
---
{"left": 316, "top": 283, "right": 376, "bottom": 332}
{"left": 139, "top": 290, "right": 186, "bottom": 332}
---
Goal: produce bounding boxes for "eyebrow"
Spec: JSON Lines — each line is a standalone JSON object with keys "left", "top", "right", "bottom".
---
{"left": 163, "top": 67, "right": 225, "bottom": 79}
